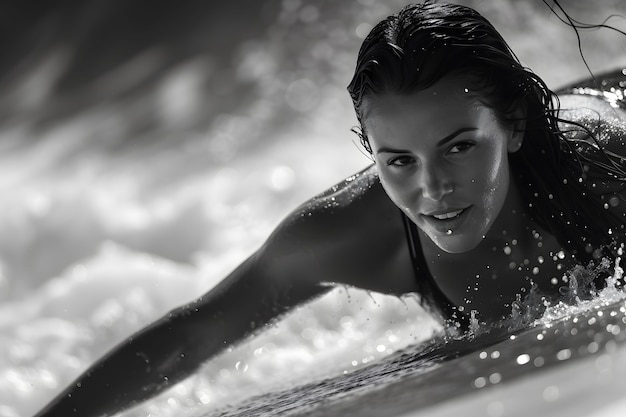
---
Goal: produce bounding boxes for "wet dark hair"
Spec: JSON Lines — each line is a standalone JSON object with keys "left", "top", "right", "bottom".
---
{"left": 347, "top": 1, "right": 626, "bottom": 264}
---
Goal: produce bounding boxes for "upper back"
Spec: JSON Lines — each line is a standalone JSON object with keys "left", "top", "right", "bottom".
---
{"left": 258, "top": 165, "right": 418, "bottom": 296}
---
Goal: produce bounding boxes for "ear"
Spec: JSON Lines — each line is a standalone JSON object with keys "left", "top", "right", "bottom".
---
{"left": 506, "top": 103, "right": 527, "bottom": 153}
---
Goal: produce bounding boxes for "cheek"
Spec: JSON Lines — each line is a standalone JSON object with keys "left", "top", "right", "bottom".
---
{"left": 488, "top": 151, "right": 507, "bottom": 185}
{"left": 479, "top": 150, "right": 510, "bottom": 211}
{"left": 474, "top": 143, "right": 508, "bottom": 187}
{"left": 375, "top": 165, "right": 412, "bottom": 209}
{"left": 376, "top": 168, "right": 401, "bottom": 201}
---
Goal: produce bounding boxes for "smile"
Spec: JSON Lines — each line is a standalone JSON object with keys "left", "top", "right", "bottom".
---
{"left": 431, "top": 209, "right": 464, "bottom": 220}
{"left": 419, "top": 206, "right": 472, "bottom": 235}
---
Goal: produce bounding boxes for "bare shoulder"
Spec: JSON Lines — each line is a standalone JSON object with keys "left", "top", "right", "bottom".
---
{"left": 558, "top": 93, "right": 626, "bottom": 153}
{"left": 558, "top": 94, "right": 626, "bottom": 218}
{"left": 257, "top": 165, "right": 416, "bottom": 295}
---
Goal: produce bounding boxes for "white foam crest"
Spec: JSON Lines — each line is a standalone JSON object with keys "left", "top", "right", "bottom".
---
{"left": 536, "top": 254, "right": 626, "bottom": 327}
{"left": 110, "top": 288, "right": 441, "bottom": 416}
{"left": 0, "top": 241, "right": 210, "bottom": 416}
{"left": 0, "top": 236, "right": 440, "bottom": 416}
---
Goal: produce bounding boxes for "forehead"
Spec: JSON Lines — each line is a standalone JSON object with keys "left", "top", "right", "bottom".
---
{"left": 362, "top": 75, "right": 480, "bottom": 118}
{"left": 362, "top": 76, "right": 487, "bottom": 144}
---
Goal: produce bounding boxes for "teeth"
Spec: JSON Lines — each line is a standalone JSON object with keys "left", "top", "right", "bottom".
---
{"left": 432, "top": 210, "right": 463, "bottom": 220}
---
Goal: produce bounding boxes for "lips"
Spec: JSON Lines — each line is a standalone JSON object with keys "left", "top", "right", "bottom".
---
{"left": 420, "top": 206, "right": 471, "bottom": 234}
{"left": 424, "top": 207, "right": 467, "bottom": 220}
{"left": 431, "top": 209, "right": 464, "bottom": 220}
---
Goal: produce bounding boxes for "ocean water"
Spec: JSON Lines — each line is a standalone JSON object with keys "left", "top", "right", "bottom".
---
{"left": 209, "top": 283, "right": 626, "bottom": 417}
{"left": 1, "top": 1, "right": 626, "bottom": 417}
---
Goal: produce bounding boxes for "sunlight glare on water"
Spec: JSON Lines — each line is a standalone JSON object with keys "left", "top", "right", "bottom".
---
{"left": 0, "top": 1, "right": 625, "bottom": 417}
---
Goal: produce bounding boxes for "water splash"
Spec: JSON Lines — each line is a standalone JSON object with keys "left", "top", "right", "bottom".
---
{"left": 537, "top": 251, "right": 626, "bottom": 327}
{"left": 444, "top": 249, "right": 626, "bottom": 339}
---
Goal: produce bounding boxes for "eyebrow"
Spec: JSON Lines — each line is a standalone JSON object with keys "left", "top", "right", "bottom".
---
{"left": 375, "top": 127, "right": 478, "bottom": 154}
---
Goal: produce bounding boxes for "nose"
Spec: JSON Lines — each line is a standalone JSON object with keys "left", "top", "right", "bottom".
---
{"left": 420, "top": 162, "right": 453, "bottom": 201}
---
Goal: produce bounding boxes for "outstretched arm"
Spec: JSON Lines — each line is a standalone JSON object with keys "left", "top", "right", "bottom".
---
{"left": 33, "top": 165, "right": 402, "bottom": 417}
{"left": 33, "top": 234, "right": 331, "bottom": 417}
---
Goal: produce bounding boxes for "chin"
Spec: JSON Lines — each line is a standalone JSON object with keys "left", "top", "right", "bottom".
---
{"left": 431, "top": 233, "right": 484, "bottom": 254}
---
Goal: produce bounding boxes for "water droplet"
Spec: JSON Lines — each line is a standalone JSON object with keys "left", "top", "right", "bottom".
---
{"left": 556, "top": 349, "right": 571, "bottom": 361}
{"left": 355, "top": 22, "right": 373, "bottom": 39}
{"left": 489, "top": 373, "right": 502, "bottom": 384}
{"left": 607, "top": 324, "right": 621, "bottom": 335}
{"left": 543, "top": 385, "right": 560, "bottom": 402}
{"left": 446, "top": 229, "right": 453, "bottom": 235}
{"left": 270, "top": 166, "right": 296, "bottom": 191}
{"left": 516, "top": 353, "right": 531, "bottom": 365}
{"left": 235, "top": 361, "right": 249, "bottom": 372}
{"left": 474, "top": 376, "right": 487, "bottom": 388}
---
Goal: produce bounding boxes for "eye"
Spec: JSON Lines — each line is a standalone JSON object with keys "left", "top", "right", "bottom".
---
{"left": 386, "top": 155, "right": 416, "bottom": 167}
{"left": 447, "top": 141, "right": 475, "bottom": 155}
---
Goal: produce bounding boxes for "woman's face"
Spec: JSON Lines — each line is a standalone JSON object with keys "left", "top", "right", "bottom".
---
{"left": 363, "top": 76, "right": 523, "bottom": 253}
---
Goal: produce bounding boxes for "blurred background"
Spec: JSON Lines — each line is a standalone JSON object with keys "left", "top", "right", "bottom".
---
{"left": 0, "top": 1, "right": 624, "bottom": 416}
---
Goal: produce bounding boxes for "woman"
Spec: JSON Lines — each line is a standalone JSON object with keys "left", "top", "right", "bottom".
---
{"left": 35, "top": 2, "right": 626, "bottom": 416}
